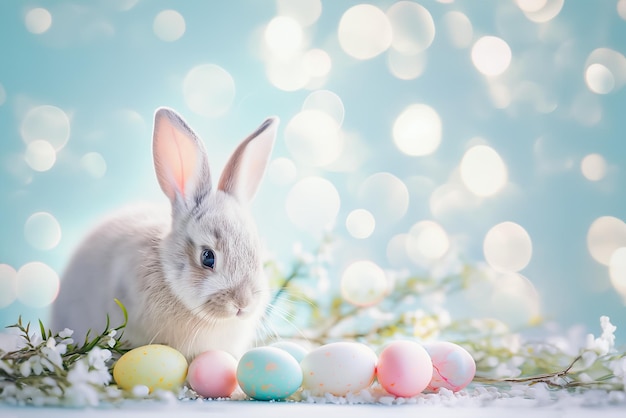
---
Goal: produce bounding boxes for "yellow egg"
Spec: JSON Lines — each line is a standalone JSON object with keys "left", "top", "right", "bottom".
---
{"left": 113, "top": 344, "right": 188, "bottom": 393}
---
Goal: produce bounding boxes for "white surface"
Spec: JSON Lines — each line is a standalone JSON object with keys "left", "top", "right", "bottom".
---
{"left": 1, "top": 399, "right": 625, "bottom": 418}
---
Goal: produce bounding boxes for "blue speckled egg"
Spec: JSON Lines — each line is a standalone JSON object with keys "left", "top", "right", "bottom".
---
{"left": 236, "top": 347, "right": 302, "bottom": 401}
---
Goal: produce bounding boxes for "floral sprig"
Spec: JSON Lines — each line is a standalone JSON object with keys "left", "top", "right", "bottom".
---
{"left": 0, "top": 299, "right": 131, "bottom": 406}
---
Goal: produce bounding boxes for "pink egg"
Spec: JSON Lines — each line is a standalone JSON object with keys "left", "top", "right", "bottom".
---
{"left": 423, "top": 341, "right": 476, "bottom": 392}
{"left": 187, "top": 350, "right": 238, "bottom": 398}
{"left": 376, "top": 340, "right": 433, "bottom": 397}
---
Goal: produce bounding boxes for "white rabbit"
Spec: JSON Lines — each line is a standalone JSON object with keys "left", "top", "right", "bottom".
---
{"left": 51, "top": 107, "right": 278, "bottom": 360}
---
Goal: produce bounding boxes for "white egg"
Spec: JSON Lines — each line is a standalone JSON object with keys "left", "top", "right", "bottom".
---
{"left": 300, "top": 342, "right": 377, "bottom": 396}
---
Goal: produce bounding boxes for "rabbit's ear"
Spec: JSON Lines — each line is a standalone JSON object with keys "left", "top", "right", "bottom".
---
{"left": 218, "top": 117, "right": 278, "bottom": 203}
{"left": 153, "top": 107, "right": 211, "bottom": 210}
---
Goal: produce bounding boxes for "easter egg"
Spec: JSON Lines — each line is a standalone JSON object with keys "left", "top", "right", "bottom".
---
{"left": 270, "top": 341, "right": 308, "bottom": 363}
{"left": 236, "top": 347, "right": 302, "bottom": 401}
{"left": 187, "top": 350, "right": 238, "bottom": 398}
{"left": 376, "top": 340, "right": 433, "bottom": 397}
{"left": 113, "top": 344, "right": 188, "bottom": 393}
{"left": 423, "top": 341, "right": 476, "bottom": 392}
{"left": 300, "top": 342, "right": 377, "bottom": 396}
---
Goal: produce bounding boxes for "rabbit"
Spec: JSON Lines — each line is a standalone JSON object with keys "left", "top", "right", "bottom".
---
{"left": 51, "top": 107, "right": 278, "bottom": 360}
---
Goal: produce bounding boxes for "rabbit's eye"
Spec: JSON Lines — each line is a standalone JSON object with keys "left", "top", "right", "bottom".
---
{"left": 201, "top": 249, "right": 216, "bottom": 270}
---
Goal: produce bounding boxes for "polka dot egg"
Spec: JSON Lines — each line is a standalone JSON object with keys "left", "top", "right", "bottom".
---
{"left": 236, "top": 347, "right": 302, "bottom": 401}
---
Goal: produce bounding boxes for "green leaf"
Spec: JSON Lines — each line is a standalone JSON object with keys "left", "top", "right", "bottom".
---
{"left": 114, "top": 298, "right": 128, "bottom": 330}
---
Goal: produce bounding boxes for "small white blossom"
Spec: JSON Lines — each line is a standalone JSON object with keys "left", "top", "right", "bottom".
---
{"left": 132, "top": 385, "right": 150, "bottom": 397}
{"left": 585, "top": 316, "right": 616, "bottom": 356}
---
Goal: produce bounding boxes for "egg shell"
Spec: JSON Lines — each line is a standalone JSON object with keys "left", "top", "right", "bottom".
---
{"left": 236, "top": 347, "right": 302, "bottom": 401}
{"left": 300, "top": 342, "right": 377, "bottom": 396}
{"left": 376, "top": 340, "right": 433, "bottom": 397}
{"left": 423, "top": 341, "right": 476, "bottom": 392}
{"left": 270, "top": 341, "right": 309, "bottom": 363}
{"left": 187, "top": 350, "right": 238, "bottom": 398}
{"left": 113, "top": 344, "right": 188, "bottom": 393}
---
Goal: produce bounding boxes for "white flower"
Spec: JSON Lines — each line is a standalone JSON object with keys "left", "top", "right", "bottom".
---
{"left": 19, "top": 360, "right": 31, "bottom": 377}
{"left": 585, "top": 316, "right": 616, "bottom": 356}
{"left": 58, "top": 328, "right": 74, "bottom": 345}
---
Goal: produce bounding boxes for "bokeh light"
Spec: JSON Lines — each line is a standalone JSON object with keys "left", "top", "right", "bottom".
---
{"left": 488, "top": 272, "right": 541, "bottom": 328}
{"left": 346, "top": 209, "right": 375, "bottom": 239}
{"left": 15, "top": 262, "right": 60, "bottom": 308}
{"left": 386, "top": 1, "right": 435, "bottom": 54}
{"left": 0, "top": 265, "right": 17, "bottom": 308}
{"left": 393, "top": 104, "right": 442, "bottom": 156}
{"left": 584, "top": 48, "right": 626, "bottom": 94}
{"left": 21, "top": 105, "right": 71, "bottom": 150}
{"left": 81, "top": 152, "right": 108, "bottom": 179}
{"left": 303, "top": 49, "right": 332, "bottom": 78}
{"left": 609, "top": 248, "right": 626, "bottom": 301}
{"left": 24, "top": 212, "right": 62, "bottom": 251}
{"left": 340, "top": 260, "right": 388, "bottom": 307}
{"left": 442, "top": 11, "right": 473, "bottom": 49}
{"left": 483, "top": 222, "right": 533, "bottom": 273}
{"left": 265, "top": 16, "right": 303, "bottom": 57}
{"left": 587, "top": 216, "right": 626, "bottom": 266}
{"left": 521, "top": 0, "right": 564, "bottom": 23}
{"left": 284, "top": 110, "right": 343, "bottom": 167}
{"left": 619, "top": 0, "right": 626, "bottom": 21}
{"left": 276, "top": 0, "right": 322, "bottom": 27}
{"left": 24, "top": 140, "right": 56, "bottom": 172}
{"left": 338, "top": 4, "right": 392, "bottom": 60}
{"left": 580, "top": 153, "right": 607, "bottom": 181}
{"left": 429, "top": 181, "right": 481, "bottom": 219}
{"left": 25, "top": 8, "right": 52, "bottom": 34}
{"left": 471, "top": 36, "right": 512, "bottom": 77}
{"left": 153, "top": 10, "right": 186, "bottom": 42}
{"left": 285, "top": 176, "right": 340, "bottom": 234}
{"left": 183, "top": 64, "right": 235, "bottom": 117}
{"left": 265, "top": 56, "right": 310, "bottom": 91}
{"left": 387, "top": 49, "right": 426, "bottom": 80}
{"left": 302, "top": 90, "right": 344, "bottom": 126}
{"left": 406, "top": 220, "right": 450, "bottom": 262}
{"left": 460, "top": 145, "right": 508, "bottom": 197}
{"left": 267, "top": 157, "right": 297, "bottom": 186}
{"left": 358, "top": 172, "right": 409, "bottom": 224}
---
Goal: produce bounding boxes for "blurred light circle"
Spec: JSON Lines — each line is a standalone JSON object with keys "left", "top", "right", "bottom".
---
{"left": 21, "top": 105, "right": 71, "bottom": 150}
{"left": 340, "top": 260, "right": 388, "bottom": 307}
{"left": 483, "top": 222, "right": 533, "bottom": 273}
{"left": 460, "top": 145, "right": 508, "bottom": 197}
{"left": 393, "top": 104, "right": 442, "bottom": 156}
{"left": 25, "top": 8, "right": 52, "bottom": 34}
{"left": 387, "top": 49, "right": 426, "bottom": 80}
{"left": 346, "top": 209, "right": 375, "bottom": 239}
{"left": 285, "top": 176, "right": 340, "bottom": 233}
{"left": 276, "top": 0, "right": 322, "bottom": 27}
{"left": 585, "top": 49, "right": 626, "bottom": 93}
{"left": 183, "top": 64, "right": 235, "bottom": 117}
{"left": 522, "top": 0, "right": 564, "bottom": 23}
{"left": 386, "top": 234, "right": 412, "bottom": 267}
{"left": 386, "top": 1, "right": 435, "bottom": 54}
{"left": 303, "top": 49, "right": 332, "bottom": 78}
{"left": 429, "top": 181, "right": 481, "bottom": 219}
{"left": 0, "top": 264, "right": 17, "bottom": 308}
{"left": 442, "top": 11, "right": 473, "bottom": 49}
{"left": 585, "top": 63, "right": 615, "bottom": 94}
{"left": 619, "top": 0, "right": 626, "bottom": 21}
{"left": 515, "top": 0, "right": 548, "bottom": 12}
{"left": 265, "top": 16, "right": 303, "bottom": 57}
{"left": 285, "top": 110, "right": 343, "bottom": 166}
{"left": 302, "top": 90, "right": 344, "bottom": 126}
{"left": 358, "top": 172, "right": 409, "bottom": 224}
{"left": 153, "top": 10, "right": 185, "bottom": 42}
{"left": 609, "top": 247, "right": 626, "bottom": 300}
{"left": 587, "top": 216, "right": 626, "bottom": 266}
{"left": 81, "top": 152, "right": 107, "bottom": 179}
{"left": 25, "top": 140, "right": 56, "bottom": 172}
{"left": 471, "top": 36, "right": 512, "bottom": 77}
{"left": 266, "top": 56, "right": 310, "bottom": 91}
{"left": 267, "top": 157, "right": 297, "bottom": 185}
{"left": 406, "top": 220, "right": 450, "bottom": 261}
{"left": 24, "top": 212, "right": 62, "bottom": 251}
{"left": 338, "top": 4, "right": 392, "bottom": 60}
{"left": 16, "top": 262, "right": 60, "bottom": 308}
{"left": 489, "top": 272, "right": 540, "bottom": 328}
{"left": 581, "top": 153, "right": 607, "bottom": 181}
